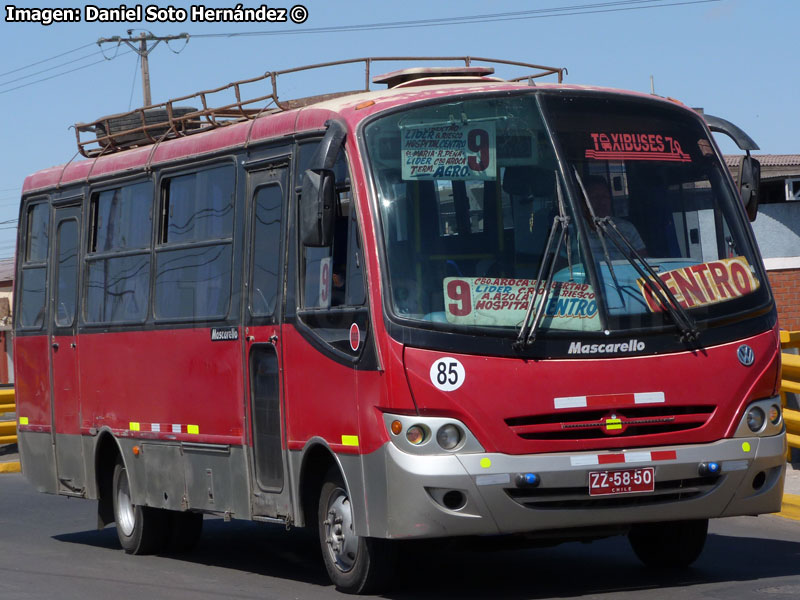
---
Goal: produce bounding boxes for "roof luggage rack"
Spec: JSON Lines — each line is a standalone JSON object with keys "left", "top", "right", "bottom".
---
{"left": 74, "top": 56, "right": 565, "bottom": 158}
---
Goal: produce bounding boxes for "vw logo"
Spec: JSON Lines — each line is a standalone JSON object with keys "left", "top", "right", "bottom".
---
{"left": 737, "top": 344, "right": 755, "bottom": 366}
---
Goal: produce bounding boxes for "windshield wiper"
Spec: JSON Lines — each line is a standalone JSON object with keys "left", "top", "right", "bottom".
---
{"left": 514, "top": 173, "right": 571, "bottom": 349}
{"left": 573, "top": 172, "right": 700, "bottom": 344}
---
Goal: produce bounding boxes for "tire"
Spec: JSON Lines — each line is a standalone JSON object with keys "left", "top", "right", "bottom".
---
{"left": 628, "top": 519, "right": 708, "bottom": 568}
{"left": 112, "top": 459, "right": 168, "bottom": 555}
{"left": 318, "top": 468, "right": 396, "bottom": 594}
{"left": 167, "top": 511, "right": 203, "bottom": 554}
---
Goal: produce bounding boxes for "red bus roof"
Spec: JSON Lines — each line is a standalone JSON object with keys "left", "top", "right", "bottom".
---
{"left": 21, "top": 79, "right": 687, "bottom": 195}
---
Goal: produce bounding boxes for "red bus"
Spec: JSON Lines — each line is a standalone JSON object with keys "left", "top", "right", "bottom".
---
{"left": 14, "top": 58, "right": 784, "bottom": 594}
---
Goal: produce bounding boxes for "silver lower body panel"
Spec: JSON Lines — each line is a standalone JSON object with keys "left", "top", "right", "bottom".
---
{"left": 365, "top": 433, "right": 786, "bottom": 539}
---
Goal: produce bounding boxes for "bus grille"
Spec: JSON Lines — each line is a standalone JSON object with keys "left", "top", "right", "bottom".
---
{"left": 505, "top": 405, "right": 715, "bottom": 440}
{"left": 505, "top": 476, "right": 721, "bottom": 510}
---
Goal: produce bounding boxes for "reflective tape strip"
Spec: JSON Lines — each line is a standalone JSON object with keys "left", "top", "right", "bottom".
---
{"left": 555, "top": 392, "right": 665, "bottom": 409}
{"left": 633, "top": 392, "right": 665, "bottom": 404}
{"left": 18, "top": 417, "right": 28, "bottom": 426}
{"left": 129, "top": 423, "right": 199, "bottom": 435}
{"left": 341, "top": 435, "right": 359, "bottom": 447}
{"left": 554, "top": 396, "right": 587, "bottom": 409}
{"left": 571, "top": 450, "right": 676, "bottom": 467}
{"left": 571, "top": 455, "right": 600, "bottom": 466}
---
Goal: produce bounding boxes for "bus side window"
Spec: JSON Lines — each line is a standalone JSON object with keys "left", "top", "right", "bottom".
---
{"left": 296, "top": 146, "right": 367, "bottom": 358}
{"left": 251, "top": 184, "right": 282, "bottom": 317}
{"left": 18, "top": 202, "right": 50, "bottom": 329}
{"left": 85, "top": 182, "right": 152, "bottom": 324}
{"left": 154, "top": 164, "right": 235, "bottom": 321}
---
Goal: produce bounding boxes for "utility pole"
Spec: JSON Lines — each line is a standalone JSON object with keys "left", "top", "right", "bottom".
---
{"left": 97, "top": 31, "right": 189, "bottom": 107}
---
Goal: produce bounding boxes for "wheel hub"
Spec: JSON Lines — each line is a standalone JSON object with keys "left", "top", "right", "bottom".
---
{"left": 116, "top": 468, "right": 136, "bottom": 537}
{"left": 323, "top": 488, "right": 357, "bottom": 572}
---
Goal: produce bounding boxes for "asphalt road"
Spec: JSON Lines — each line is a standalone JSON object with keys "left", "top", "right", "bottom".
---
{"left": 2, "top": 472, "right": 800, "bottom": 599}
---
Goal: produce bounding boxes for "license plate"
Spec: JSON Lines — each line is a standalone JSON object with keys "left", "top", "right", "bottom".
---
{"left": 588, "top": 467, "right": 655, "bottom": 496}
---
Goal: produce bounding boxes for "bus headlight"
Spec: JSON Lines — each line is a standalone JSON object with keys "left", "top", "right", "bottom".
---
{"left": 768, "top": 404, "right": 782, "bottom": 425}
{"left": 436, "top": 424, "right": 462, "bottom": 450}
{"left": 406, "top": 425, "right": 427, "bottom": 445}
{"left": 746, "top": 406, "right": 765, "bottom": 432}
{"left": 734, "top": 397, "right": 784, "bottom": 438}
{"left": 383, "top": 413, "right": 484, "bottom": 455}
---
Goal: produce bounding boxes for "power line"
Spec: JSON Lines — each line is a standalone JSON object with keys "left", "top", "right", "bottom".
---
{"left": 0, "top": 50, "right": 133, "bottom": 95}
{"left": 0, "top": 41, "right": 96, "bottom": 78}
{"left": 0, "top": 48, "right": 105, "bottom": 86}
{"left": 0, "top": 0, "right": 717, "bottom": 98}
{"left": 192, "top": 0, "right": 718, "bottom": 39}
{"left": 127, "top": 53, "right": 141, "bottom": 111}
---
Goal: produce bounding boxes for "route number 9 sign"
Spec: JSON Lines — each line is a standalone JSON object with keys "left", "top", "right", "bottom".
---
{"left": 401, "top": 122, "right": 496, "bottom": 180}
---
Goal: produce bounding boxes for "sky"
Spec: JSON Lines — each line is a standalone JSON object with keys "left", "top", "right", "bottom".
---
{"left": 1, "top": 0, "right": 797, "bottom": 261}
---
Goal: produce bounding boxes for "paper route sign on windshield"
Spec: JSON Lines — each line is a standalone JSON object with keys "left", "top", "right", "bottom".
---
{"left": 401, "top": 122, "right": 496, "bottom": 180}
{"left": 443, "top": 277, "right": 600, "bottom": 330}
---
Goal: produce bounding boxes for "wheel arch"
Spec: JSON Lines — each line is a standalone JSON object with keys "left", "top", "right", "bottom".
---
{"left": 296, "top": 440, "right": 340, "bottom": 529}
{"left": 94, "top": 429, "right": 124, "bottom": 529}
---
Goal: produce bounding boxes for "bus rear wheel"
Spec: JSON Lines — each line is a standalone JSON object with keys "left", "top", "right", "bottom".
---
{"left": 112, "top": 459, "right": 168, "bottom": 554}
{"left": 318, "top": 469, "right": 395, "bottom": 594}
{"left": 628, "top": 519, "right": 708, "bottom": 568}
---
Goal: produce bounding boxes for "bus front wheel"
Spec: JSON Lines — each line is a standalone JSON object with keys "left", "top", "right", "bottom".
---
{"left": 628, "top": 519, "right": 708, "bottom": 568}
{"left": 317, "top": 468, "right": 395, "bottom": 594}
{"left": 112, "top": 459, "right": 168, "bottom": 554}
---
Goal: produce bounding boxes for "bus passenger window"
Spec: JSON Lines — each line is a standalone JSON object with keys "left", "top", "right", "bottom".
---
{"left": 251, "top": 184, "right": 282, "bottom": 317}
{"left": 18, "top": 203, "right": 50, "bottom": 329}
{"left": 85, "top": 182, "right": 152, "bottom": 324}
{"left": 155, "top": 165, "right": 235, "bottom": 321}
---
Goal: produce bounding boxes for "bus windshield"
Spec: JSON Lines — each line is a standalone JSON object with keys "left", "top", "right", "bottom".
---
{"left": 364, "top": 92, "right": 768, "bottom": 336}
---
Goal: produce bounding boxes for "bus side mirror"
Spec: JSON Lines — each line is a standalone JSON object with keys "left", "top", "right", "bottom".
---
{"left": 299, "top": 118, "right": 347, "bottom": 246}
{"left": 739, "top": 154, "right": 760, "bottom": 222}
{"left": 300, "top": 168, "right": 336, "bottom": 246}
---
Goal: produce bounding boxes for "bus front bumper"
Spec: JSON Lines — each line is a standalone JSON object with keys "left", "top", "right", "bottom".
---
{"left": 365, "top": 433, "right": 786, "bottom": 539}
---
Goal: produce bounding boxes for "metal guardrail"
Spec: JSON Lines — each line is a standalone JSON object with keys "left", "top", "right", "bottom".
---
{"left": 781, "top": 331, "right": 800, "bottom": 452}
{"left": 0, "top": 387, "right": 15, "bottom": 445}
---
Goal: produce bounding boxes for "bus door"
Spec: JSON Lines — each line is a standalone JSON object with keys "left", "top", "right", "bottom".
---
{"left": 49, "top": 202, "right": 85, "bottom": 495}
{"left": 244, "top": 160, "right": 290, "bottom": 517}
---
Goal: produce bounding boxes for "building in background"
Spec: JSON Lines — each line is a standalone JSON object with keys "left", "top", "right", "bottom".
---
{"left": 728, "top": 155, "right": 800, "bottom": 331}
{"left": 0, "top": 257, "right": 13, "bottom": 384}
